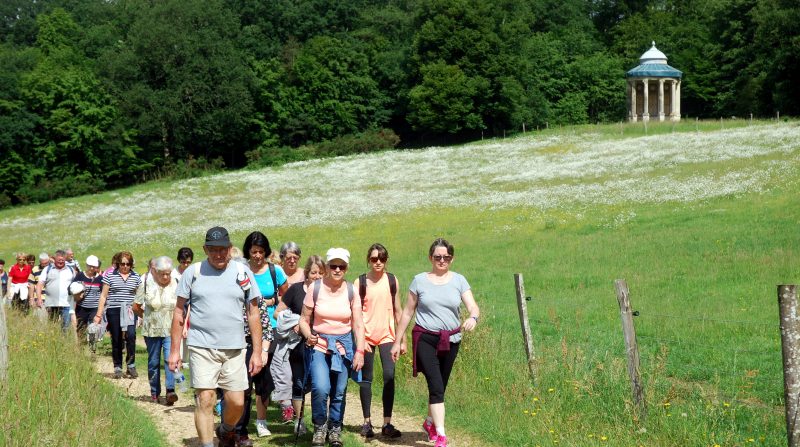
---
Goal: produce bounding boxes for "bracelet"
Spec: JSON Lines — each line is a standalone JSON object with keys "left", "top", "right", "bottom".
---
{"left": 355, "top": 349, "right": 364, "bottom": 355}
{"left": 471, "top": 316, "right": 479, "bottom": 323}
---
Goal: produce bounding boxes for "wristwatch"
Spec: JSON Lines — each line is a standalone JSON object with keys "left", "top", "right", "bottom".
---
{"left": 471, "top": 316, "right": 479, "bottom": 323}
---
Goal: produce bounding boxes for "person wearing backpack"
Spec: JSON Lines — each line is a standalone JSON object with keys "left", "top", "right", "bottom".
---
{"left": 133, "top": 256, "right": 179, "bottom": 406}
{"left": 390, "top": 238, "right": 480, "bottom": 447}
{"left": 35, "top": 249, "right": 77, "bottom": 332}
{"left": 168, "top": 226, "right": 265, "bottom": 447}
{"left": 299, "top": 248, "right": 366, "bottom": 447}
{"left": 353, "top": 243, "right": 404, "bottom": 439}
{"left": 235, "top": 231, "right": 287, "bottom": 445}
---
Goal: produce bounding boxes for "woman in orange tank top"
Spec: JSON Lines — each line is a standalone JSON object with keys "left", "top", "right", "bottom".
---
{"left": 353, "top": 243, "right": 404, "bottom": 439}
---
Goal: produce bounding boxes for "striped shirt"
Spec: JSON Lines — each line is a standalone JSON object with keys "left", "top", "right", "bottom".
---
{"left": 102, "top": 270, "right": 141, "bottom": 309}
{"left": 74, "top": 271, "right": 103, "bottom": 308}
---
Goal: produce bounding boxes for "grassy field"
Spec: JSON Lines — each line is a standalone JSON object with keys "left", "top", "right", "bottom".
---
{"left": 1, "top": 119, "right": 798, "bottom": 446}
{"left": 0, "top": 309, "right": 167, "bottom": 447}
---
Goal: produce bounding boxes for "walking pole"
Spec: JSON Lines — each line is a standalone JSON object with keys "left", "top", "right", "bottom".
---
{"left": 294, "top": 344, "right": 313, "bottom": 446}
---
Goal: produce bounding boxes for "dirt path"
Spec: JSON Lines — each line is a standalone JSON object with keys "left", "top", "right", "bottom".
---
{"left": 94, "top": 344, "right": 488, "bottom": 447}
{"left": 94, "top": 353, "right": 203, "bottom": 447}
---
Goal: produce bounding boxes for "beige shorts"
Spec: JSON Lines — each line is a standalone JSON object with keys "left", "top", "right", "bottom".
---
{"left": 188, "top": 346, "right": 248, "bottom": 391}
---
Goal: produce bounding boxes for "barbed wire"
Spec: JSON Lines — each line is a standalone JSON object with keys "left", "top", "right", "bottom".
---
{"left": 635, "top": 311, "right": 774, "bottom": 327}
{"left": 636, "top": 334, "right": 779, "bottom": 356}
{"left": 522, "top": 295, "right": 776, "bottom": 328}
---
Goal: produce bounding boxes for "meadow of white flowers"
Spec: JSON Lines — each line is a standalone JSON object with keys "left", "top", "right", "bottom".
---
{"left": 2, "top": 123, "right": 797, "bottom": 249}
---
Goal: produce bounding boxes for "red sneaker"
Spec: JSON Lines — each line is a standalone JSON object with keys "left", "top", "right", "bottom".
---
{"left": 422, "top": 419, "right": 436, "bottom": 442}
{"left": 281, "top": 405, "right": 295, "bottom": 424}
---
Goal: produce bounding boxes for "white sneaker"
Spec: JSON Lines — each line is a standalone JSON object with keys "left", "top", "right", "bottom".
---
{"left": 256, "top": 420, "right": 271, "bottom": 437}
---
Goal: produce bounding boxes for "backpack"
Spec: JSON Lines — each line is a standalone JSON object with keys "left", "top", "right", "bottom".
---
{"left": 310, "top": 279, "right": 354, "bottom": 335}
{"left": 358, "top": 272, "right": 397, "bottom": 315}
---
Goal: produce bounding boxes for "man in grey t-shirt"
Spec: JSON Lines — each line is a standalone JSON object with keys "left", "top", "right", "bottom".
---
{"left": 168, "top": 226, "right": 264, "bottom": 447}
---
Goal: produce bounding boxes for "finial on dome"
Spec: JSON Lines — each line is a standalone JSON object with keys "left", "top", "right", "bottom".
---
{"left": 652, "top": 41, "right": 656, "bottom": 47}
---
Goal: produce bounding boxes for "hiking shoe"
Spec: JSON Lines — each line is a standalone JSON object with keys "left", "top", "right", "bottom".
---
{"left": 126, "top": 366, "right": 138, "bottom": 379}
{"left": 236, "top": 435, "right": 254, "bottom": 447}
{"left": 311, "top": 424, "right": 327, "bottom": 446}
{"left": 434, "top": 435, "right": 449, "bottom": 447}
{"left": 381, "top": 423, "right": 401, "bottom": 438}
{"left": 295, "top": 418, "right": 308, "bottom": 436}
{"left": 327, "top": 425, "right": 343, "bottom": 447}
{"left": 422, "top": 419, "right": 436, "bottom": 442}
{"left": 151, "top": 394, "right": 159, "bottom": 404}
{"left": 360, "top": 422, "right": 375, "bottom": 438}
{"left": 113, "top": 368, "right": 123, "bottom": 379}
{"left": 255, "top": 420, "right": 271, "bottom": 437}
{"left": 165, "top": 391, "right": 178, "bottom": 406}
{"left": 281, "top": 405, "right": 295, "bottom": 423}
{"left": 215, "top": 425, "right": 237, "bottom": 447}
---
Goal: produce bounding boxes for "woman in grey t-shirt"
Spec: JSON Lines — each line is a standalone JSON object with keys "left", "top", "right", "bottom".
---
{"left": 390, "top": 238, "right": 480, "bottom": 447}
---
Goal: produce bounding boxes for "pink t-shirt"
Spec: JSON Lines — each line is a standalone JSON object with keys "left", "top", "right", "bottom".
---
{"left": 303, "top": 281, "right": 359, "bottom": 353}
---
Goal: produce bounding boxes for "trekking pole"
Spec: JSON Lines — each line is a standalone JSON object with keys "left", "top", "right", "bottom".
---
{"left": 294, "top": 344, "right": 313, "bottom": 447}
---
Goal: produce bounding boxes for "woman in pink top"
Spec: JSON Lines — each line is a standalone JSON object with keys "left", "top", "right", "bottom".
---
{"left": 280, "top": 241, "right": 305, "bottom": 285}
{"left": 299, "top": 248, "right": 365, "bottom": 447}
{"left": 353, "top": 243, "right": 404, "bottom": 439}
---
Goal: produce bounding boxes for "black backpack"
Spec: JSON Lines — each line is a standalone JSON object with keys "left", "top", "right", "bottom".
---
{"left": 358, "top": 272, "right": 397, "bottom": 315}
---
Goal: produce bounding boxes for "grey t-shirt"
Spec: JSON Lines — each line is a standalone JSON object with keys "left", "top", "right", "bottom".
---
{"left": 409, "top": 272, "right": 471, "bottom": 343}
{"left": 177, "top": 260, "right": 262, "bottom": 349}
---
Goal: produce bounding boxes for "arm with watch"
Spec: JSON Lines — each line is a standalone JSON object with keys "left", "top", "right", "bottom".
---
{"left": 460, "top": 289, "right": 480, "bottom": 332}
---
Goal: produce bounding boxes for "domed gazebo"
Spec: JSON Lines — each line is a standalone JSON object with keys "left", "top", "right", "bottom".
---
{"left": 626, "top": 42, "right": 682, "bottom": 122}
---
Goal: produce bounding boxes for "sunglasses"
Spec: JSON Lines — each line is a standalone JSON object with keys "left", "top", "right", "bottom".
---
{"left": 369, "top": 256, "right": 387, "bottom": 263}
{"left": 118, "top": 262, "right": 131, "bottom": 266}
{"left": 432, "top": 255, "right": 453, "bottom": 262}
{"left": 328, "top": 264, "right": 347, "bottom": 271}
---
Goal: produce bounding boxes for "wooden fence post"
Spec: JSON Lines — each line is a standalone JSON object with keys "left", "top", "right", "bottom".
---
{"left": 779, "top": 285, "right": 800, "bottom": 447}
{"left": 514, "top": 273, "right": 537, "bottom": 385}
{"left": 0, "top": 302, "right": 7, "bottom": 381}
{"left": 615, "top": 279, "right": 646, "bottom": 420}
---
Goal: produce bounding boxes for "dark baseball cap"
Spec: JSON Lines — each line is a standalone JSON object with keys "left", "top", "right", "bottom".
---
{"left": 205, "top": 226, "right": 232, "bottom": 247}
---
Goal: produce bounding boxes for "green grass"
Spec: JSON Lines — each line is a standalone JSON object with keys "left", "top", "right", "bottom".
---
{"left": 2, "top": 120, "right": 798, "bottom": 446}
{"left": 0, "top": 309, "right": 167, "bottom": 447}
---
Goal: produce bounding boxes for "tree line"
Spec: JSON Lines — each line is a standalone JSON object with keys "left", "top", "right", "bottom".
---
{"left": 0, "top": 0, "right": 797, "bottom": 208}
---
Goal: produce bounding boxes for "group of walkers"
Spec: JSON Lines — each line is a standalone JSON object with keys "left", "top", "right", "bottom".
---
{"left": 9, "top": 226, "right": 480, "bottom": 447}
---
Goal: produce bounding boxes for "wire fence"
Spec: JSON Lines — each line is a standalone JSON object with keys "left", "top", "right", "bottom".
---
{"left": 507, "top": 286, "right": 785, "bottom": 413}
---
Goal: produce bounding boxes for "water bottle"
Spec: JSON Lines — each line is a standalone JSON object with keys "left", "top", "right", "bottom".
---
{"left": 175, "top": 369, "right": 188, "bottom": 393}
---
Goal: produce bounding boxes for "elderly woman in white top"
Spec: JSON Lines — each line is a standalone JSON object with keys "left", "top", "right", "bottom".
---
{"left": 133, "top": 256, "right": 179, "bottom": 405}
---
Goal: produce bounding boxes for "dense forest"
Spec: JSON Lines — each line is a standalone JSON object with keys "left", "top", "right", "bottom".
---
{"left": 0, "top": 0, "right": 797, "bottom": 207}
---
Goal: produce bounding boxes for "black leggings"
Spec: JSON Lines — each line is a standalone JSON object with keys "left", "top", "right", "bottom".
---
{"left": 415, "top": 332, "right": 460, "bottom": 405}
{"left": 359, "top": 343, "right": 396, "bottom": 419}
{"left": 290, "top": 344, "right": 307, "bottom": 401}
{"left": 106, "top": 307, "right": 136, "bottom": 369}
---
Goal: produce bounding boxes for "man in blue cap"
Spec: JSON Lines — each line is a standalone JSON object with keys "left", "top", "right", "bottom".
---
{"left": 168, "top": 226, "right": 264, "bottom": 447}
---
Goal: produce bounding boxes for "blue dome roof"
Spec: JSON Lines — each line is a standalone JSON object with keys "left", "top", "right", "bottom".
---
{"left": 626, "top": 42, "right": 682, "bottom": 78}
{"left": 626, "top": 63, "right": 682, "bottom": 78}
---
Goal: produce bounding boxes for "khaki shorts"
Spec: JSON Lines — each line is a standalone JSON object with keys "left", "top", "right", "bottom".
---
{"left": 188, "top": 346, "right": 248, "bottom": 391}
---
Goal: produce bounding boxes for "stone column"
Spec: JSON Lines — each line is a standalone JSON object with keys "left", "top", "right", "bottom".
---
{"left": 669, "top": 80, "right": 675, "bottom": 120}
{"left": 674, "top": 80, "right": 681, "bottom": 121}
{"left": 658, "top": 79, "right": 665, "bottom": 121}
{"left": 630, "top": 81, "right": 637, "bottom": 122}
{"left": 642, "top": 78, "right": 650, "bottom": 122}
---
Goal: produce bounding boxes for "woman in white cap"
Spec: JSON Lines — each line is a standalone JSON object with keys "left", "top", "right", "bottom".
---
{"left": 299, "top": 248, "right": 365, "bottom": 447}
{"left": 73, "top": 255, "right": 104, "bottom": 340}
